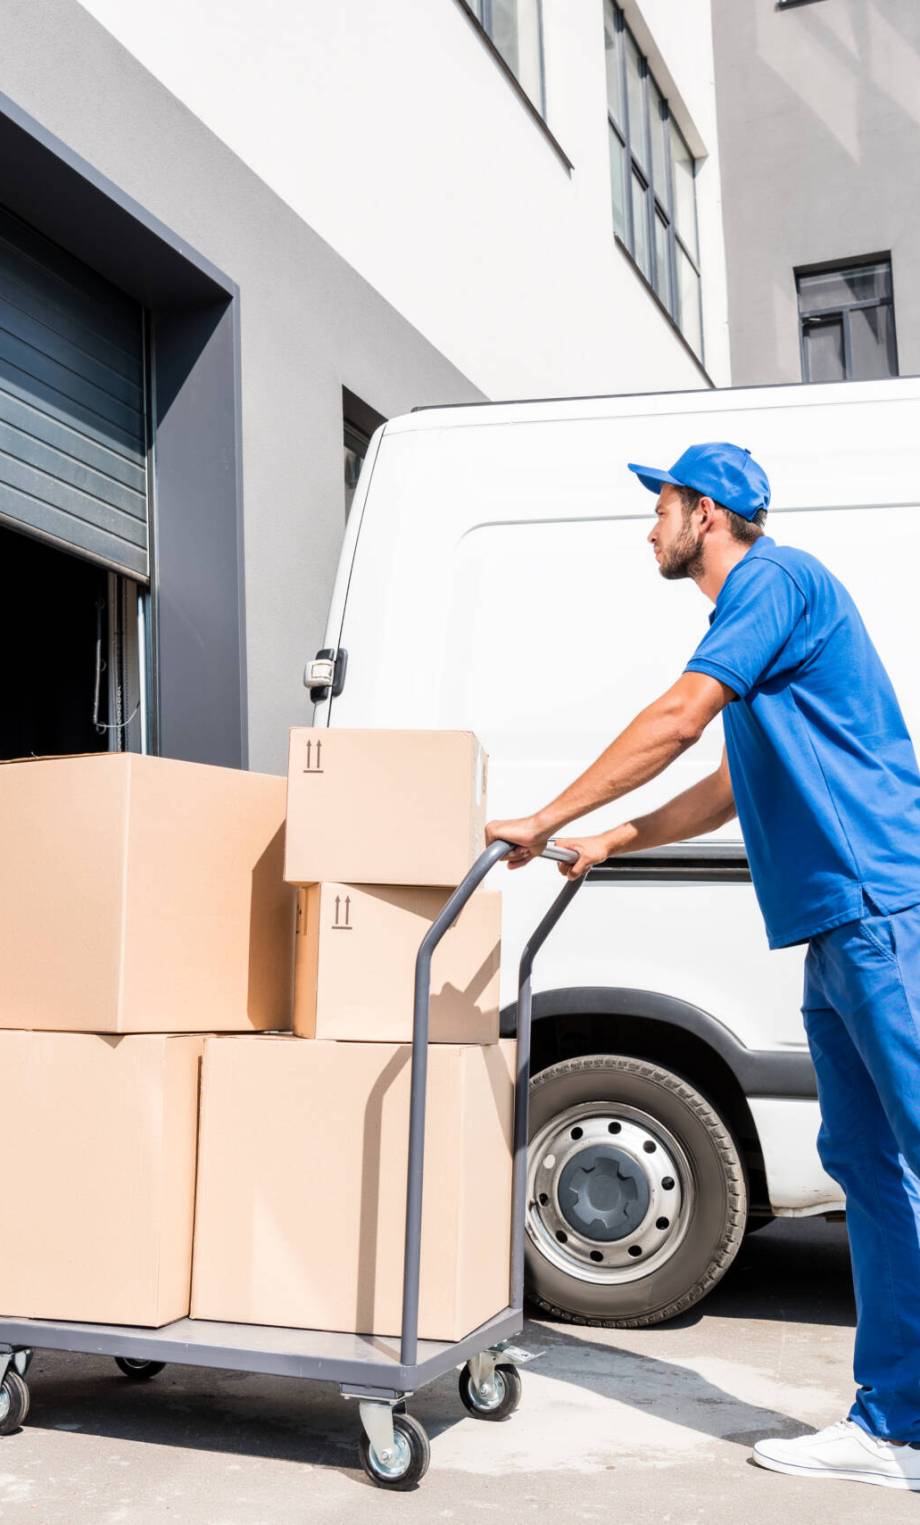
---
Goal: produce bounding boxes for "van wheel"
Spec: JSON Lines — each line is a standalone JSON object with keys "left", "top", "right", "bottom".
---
{"left": 526, "top": 1055, "right": 747, "bottom": 1328}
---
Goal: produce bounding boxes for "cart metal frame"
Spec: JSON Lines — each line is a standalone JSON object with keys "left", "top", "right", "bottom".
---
{"left": 0, "top": 839, "right": 584, "bottom": 1487}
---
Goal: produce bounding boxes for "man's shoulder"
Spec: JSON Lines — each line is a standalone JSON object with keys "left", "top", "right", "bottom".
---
{"left": 742, "top": 539, "right": 828, "bottom": 598}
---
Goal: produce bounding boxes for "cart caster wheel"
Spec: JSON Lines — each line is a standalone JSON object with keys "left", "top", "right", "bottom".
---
{"left": 0, "top": 1370, "right": 30, "bottom": 1435}
{"left": 114, "top": 1358, "right": 166, "bottom": 1381}
{"left": 358, "top": 1412, "right": 430, "bottom": 1490}
{"left": 459, "top": 1361, "right": 522, "bottom": 1421}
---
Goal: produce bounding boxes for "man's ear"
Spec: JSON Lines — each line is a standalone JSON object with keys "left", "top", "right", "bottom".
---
{"left": 697, "top": 495, "right": 718, "bottom": 529}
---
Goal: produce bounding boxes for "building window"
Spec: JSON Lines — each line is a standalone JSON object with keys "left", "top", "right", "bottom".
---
{"left": 343, "top": 388, "right": 385, "bottom": 519}
{"left": 797, "top": 259, "right": 898, "bottom": 383}
{"left": 463, "top": 0, "right": 545, "bottom": 113}
{"left": 604, "top": 1, "right": 702, "bottom": 357}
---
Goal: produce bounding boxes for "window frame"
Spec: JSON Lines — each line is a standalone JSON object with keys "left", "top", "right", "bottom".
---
{"left": 454, "top": 0, "right": 572, "bottom": 171}
{"left": 605, "top": 2, "right": 702, "bottom": 359}
{"left": 467, "top": 0, "right": 547, "bottom": 117}
{"left": 796, "top": 257, "right": 899, "bottom": 383}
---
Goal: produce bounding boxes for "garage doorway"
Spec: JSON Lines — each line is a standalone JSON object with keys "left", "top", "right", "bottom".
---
{"left": 0, "top": 522, "right": 146, "bottom": 760}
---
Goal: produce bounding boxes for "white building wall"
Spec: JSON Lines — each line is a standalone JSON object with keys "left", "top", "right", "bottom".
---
{"left": 75, "top": 0, "right": 730, "bottom": 395}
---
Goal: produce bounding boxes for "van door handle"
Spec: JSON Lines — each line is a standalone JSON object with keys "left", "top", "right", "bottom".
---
{"left": 304, "top": 647, "right": 348, "bottom": 702}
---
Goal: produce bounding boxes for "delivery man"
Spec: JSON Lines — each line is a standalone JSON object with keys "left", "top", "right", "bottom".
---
{"left": 485, "top": 442, "right": 920, "bottom": 1491}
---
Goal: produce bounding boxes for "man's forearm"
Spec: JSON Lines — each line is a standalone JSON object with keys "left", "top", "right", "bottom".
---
{"left": 534, "top": 688, "right": 706, "bottom": 835}
{"left": 603, "top": 768, "right": 737, "bottom": 856}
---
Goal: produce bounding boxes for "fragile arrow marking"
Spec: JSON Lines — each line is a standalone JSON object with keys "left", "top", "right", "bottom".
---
{"left": 331, "top": 892, "right": 352, "bottom": 929}
{"left": 302, "top": 735, "right": 325, "bottom": 773}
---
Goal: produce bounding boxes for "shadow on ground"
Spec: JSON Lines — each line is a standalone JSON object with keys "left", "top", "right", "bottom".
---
{"left": 15, "top": 1217, "right": 855, "bottom": 1475}
{"left": 665, "top": 1214, "right": 854, "bottom": 1330}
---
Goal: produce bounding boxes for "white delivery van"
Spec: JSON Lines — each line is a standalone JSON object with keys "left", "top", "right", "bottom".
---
{"left": 308, "top": 376, "right": 920, "bottom": 1327}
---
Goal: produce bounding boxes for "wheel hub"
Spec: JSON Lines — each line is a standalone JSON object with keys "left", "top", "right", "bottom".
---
{"left": 369, "top": 1431, "right": 411, "bottom": 1480}
{"left": 527, "top": 1102, "right": 691, "bottom": 1284}
{"left": 0, "top": 1385, "right": 9, "bottom": 1426}
{"left": 469, "top": 1368, "right": 507, "bottom": 1412}
{"left": 557, "top": 1144, "right": 650, "bottom": 1241}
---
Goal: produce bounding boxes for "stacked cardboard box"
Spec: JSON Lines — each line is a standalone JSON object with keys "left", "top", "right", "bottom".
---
{"left": 0, "top": 753, "right": 294, "bottom": 1326}
{"left": 0, "top": 731, "right": 512, "bottom": 1343}
{"left": 191, "top": 728, "right": 516, "bottom": 1342}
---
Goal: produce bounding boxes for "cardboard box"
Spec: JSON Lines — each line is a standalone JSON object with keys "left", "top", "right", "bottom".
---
{"left": 293, "top": 884, "right": 501, "bottom": 1044}
{"left": 0, "top": 753, "right": 295, "bottom": 1032}
{"left": 191, "top": 1035, "right": 515, "bottom": 1341}
{"left": 284, "top": 729, "right": 488, "bottom": 887}
{"left": 0, "top": 1032, "right": 203, "bottom": 1326}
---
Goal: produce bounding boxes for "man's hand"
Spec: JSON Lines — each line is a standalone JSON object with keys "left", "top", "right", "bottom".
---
{"left": 484, "top": 816, "right": 552, "bottom": 870}
{"left": 551, "top": 833, "right": 612, "bottom": 880}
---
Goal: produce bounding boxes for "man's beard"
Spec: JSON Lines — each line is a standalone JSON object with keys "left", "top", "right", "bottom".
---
{"left": 658, "top": 522, "right": 704, "bottom": 581}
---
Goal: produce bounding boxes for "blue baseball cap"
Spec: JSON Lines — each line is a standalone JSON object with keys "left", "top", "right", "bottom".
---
{"left": 627, "top": 442, "right": 770, "bottom": 521}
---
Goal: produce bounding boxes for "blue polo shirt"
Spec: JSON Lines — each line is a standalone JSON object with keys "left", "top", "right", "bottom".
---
{"left": 685, "top": 536, "right": 920, "bottom": 948}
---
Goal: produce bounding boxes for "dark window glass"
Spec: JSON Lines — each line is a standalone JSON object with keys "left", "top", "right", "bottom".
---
{"left": 650, "top": 84, "right": 668, "bottom": 197}
{"left": 604, "top": 2, "right": 623, "bottom": 126}
{"left": 802, "top": 315, "right": 845, "bottom": 382}
{"left": 799, "top": 263, "right": 891, "bottom": 313}
{"left": 797, "top": 259, "right": 898, "bottom": 383}
{"left": 631, "top": 169, "right": 651, "bottom": 280}
{"left": 849, "top": 303, "right": 898, "bottom": 380}
{"left": 654, "top": 211, "right": 672, "bottom": 308}
{"left": 609, "top": 126, "right": 628, "bottom": 243}
{"left": 604, "top": 1, "right": 702, "bottom": 358}
{"left": 343, "top": 388, "right": 385, "bottom": 520}
{"left": 625, "top": 32, "right": 647, "bottom": 170}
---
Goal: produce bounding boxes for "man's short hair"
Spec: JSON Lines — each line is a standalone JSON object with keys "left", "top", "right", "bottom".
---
{"left": 676, "top": 484, "right": 767, "bottom": 545}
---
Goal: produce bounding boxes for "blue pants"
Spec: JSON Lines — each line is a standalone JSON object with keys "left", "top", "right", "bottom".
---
{"left": 802, "top": 899, "right": 920, "bottom": 1441}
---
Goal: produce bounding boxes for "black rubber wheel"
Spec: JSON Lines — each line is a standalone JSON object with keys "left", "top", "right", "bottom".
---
{"left": 358, "top": 1412, "right": 430, "bottom": 1490}
{"left": 526, "top": 1055, "right": 747, "bottom": 1328}
{"left": 458, "top": 1362, "right": 522, "bottom": 1421}
{"left": 114, "top": 1357, "right": 167, "bottom": 1381}
{"left": 0, "top": 1371, "right": 30, "bottom": 1436}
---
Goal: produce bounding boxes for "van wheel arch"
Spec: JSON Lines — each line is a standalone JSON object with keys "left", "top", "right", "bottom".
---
{"left": 524, "top": 999, "right": 770, "bottom": 1217}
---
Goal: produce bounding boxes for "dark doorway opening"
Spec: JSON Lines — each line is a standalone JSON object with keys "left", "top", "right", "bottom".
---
{"left": 343, "top": 387, "right": 386, "bottom": 520}
{"left": 0, "top": 524, "right": 143, "bottom": 761}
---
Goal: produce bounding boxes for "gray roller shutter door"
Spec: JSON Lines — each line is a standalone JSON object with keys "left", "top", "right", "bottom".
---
{"left": 0, "top": 205, "right": 148, "bottom": 579}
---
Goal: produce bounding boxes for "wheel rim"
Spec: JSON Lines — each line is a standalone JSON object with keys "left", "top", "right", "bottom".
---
{"left": 527, "top": 1101, "right": 693, "bottom": 1284}
{"left": 367, "top": 1430, "right": 411, "bottom": 1480}
{"left": 467, "top": 1368, "right": 507, "bottom": 1413}
{"left": 120, "top": 1360, "right": 151, "bottom": 1372}
{"left": 0, "top": 1383, "right": 10, "bottom": 1426}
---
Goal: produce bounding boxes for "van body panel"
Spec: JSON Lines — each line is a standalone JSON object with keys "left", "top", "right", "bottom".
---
{"left": 316, "top": 379, "right": 920, "bottom": 1215}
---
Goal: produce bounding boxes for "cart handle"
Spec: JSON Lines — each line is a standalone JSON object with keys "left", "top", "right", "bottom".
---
{"left": 400, "top": 837, "right": 585, "bottom": 1368}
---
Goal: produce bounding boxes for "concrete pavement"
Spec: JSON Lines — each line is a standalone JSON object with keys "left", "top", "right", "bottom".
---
{"left": 1, "top": 1218, "right": 913, "bottom": 1522}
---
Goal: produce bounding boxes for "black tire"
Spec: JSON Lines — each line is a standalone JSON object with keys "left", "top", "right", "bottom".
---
{"left": 0, "top": 1371, "right": 30, "bottom": 1435}
{"left": 358, "top": 1412, "right": 430, "bottom": 1490}
{"left": 526, "top": 1055, "right": 747, "bottom": 1328}
{"left": 114, "top": 1357, "right": 166, "bottom": 1381}
{"left": 458, "top": 1362, "right": 522, "bottom": 1421}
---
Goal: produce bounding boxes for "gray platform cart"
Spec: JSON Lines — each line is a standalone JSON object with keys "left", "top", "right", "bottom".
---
{"left": 0, "top": 839, "right": 583, "bottom": 1489}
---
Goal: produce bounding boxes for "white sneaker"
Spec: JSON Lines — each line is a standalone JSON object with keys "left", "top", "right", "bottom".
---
{"left": 753, "top": 1419, "right": 920, "bottom": 1490}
